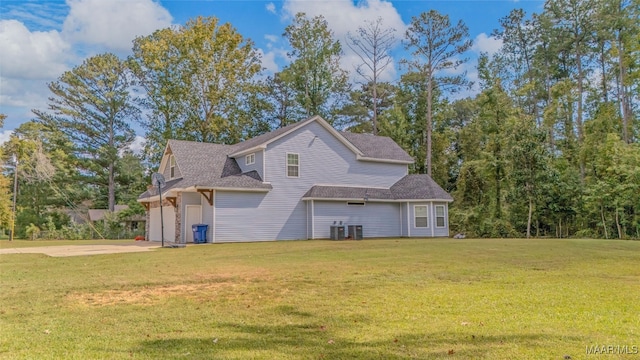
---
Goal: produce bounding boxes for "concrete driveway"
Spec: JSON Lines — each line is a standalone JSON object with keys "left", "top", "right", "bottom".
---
{"left": 0, "top": 242, "right": 161, "bottom": 257}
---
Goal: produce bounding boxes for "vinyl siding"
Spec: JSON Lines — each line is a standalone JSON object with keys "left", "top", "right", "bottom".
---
{"left": 313, "top": 201, "right": 401, "bottom": 239}
{"left": 215, "top": 191, "right": 276, "bottom": 242}
{"left": 400, "top": 203, "right": 409, "bottom": 237}
{"left": 214, "top": 121, "right": 408, "bottom": 241}
{"left": 433, "top": 202, "right": 450, "bottom": 237}
{"left": 406, "top": 201, "right": 450, "bottom": 237}
{"left": 236, "top": 150, "right": 265, "bottom": 180}
{"left": 161, "top": 154, "right": 181, "bottom": 180}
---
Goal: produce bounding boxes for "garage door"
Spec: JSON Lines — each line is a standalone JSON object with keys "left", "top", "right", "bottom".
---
{"left": 149, "top": 206, "right": 176, "bottom": 242}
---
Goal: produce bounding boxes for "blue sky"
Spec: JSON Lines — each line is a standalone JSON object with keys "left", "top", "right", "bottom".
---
{"left": 0, "top": 0, "right": 544, "bottom": 147}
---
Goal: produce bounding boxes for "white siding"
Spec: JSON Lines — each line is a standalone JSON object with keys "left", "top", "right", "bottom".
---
{"left": 313, "top": 201, "right": 401, "bottom": 239}
{"left": 214, "top": 121, "right": 408, "bottom": 241}
{"left": 236, "top": 149, "right": 265, "bottom": 180}
{"left": 149, "top": 206, "right": 175, "bottom": 242}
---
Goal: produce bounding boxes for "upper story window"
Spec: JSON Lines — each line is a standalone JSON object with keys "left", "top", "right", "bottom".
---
{"left": 414, "top": 205, "right": 428, "bottom": 228}
{"left": 435, "top": 205, "right": 446, "bottom": 228}
{"left": 286, "top": 153, "right": 299, "bottom": 178}
{"left": 246, "top": 153, "right": 255, "bottom": 165}
{"left": 169, "top": 155, "right": 176, "bottom": 179}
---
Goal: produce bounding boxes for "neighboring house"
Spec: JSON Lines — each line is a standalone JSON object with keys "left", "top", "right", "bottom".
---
{"left": 88, "top": 205, "right": 146, "bottom": 231}
{"left": 137, "top": 116, "right": 453, "bottom": 243}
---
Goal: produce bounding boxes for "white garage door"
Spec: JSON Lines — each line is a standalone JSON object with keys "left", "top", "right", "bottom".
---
{"left": 149, "top": 206, "right": 176, "bottom": 242}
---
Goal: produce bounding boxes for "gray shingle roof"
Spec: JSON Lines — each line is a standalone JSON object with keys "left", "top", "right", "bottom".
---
{"left": 390, "top": 175, "right": 453, "bottom": 201}
{"left": 230, "top": 115, "right": 413, "bottom": 163}
{"left": 139, "top": 116, "right": 424, "bottom": 201}
{"left": 229, "top": 116, "right": 316, "bottom": 155}
{"left": 138, "top": 140, "right": 271, "bottom": 200}
{"left": 339, "top": 132, "right": 414, "bottom": 163}
{"left": 303, "top": 174, "right": 453, "bottom": 202}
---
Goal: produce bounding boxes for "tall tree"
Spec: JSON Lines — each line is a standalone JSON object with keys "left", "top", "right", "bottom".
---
{"left": 404, "top": 10, "right": 472, "bottom": 176}
{"left": 34, "top": 53, "right": 138, "bottom": 211}
{"left": 544, "top": 0, "right": 596, "bottom": 178}
{"left": 130, "top": 16, "right": 262, "bottom": 165}
{"left": 346, "top": 17, "right": 397, "bottom": 134}
{"left": 282, "top": 13, "right": 350, "bottom": 121}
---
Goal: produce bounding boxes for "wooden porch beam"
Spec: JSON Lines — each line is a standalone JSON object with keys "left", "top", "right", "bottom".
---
{"left": 197, "top": 189, "right": 214, "bottom": 206}
{"left": 142, "top": 202, "right": 150, "bottom": 211}
{"left": 166, "top": 196, "right": 177, "bottom": 208}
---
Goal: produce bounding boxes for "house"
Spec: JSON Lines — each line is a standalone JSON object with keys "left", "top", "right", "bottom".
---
{"left": 88, "top": 205, "right": 146, "bottom": 232}
{"left": 137, "top": 116, "right": 453, "bottom": 243}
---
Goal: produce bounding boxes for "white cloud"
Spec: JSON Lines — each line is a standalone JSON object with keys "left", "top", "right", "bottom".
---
{"left": 0, "top": 19, "right": 71, "bottom": 79}
{"left": 266, "top": 2, "right": 276, "bottom": 14}
{"left": 0, "top": 130, "right": 14, "bottom": 146}
{"left": 264, "top": 34, "right": 279, "bottom": 43}
{"left": 257, "top": 48, "right": 279, "bottom": 74}
{"left": 282, "top": 0, "right": 405, "bottom": 83}
{"left": 126, "top": 135, "right": 146, "bottom": 155}
{"left": 62, "top": 0, "right": 173, "bottom": 52}
{"left": 472, "top": 33, "right": 502, "bottom": 56}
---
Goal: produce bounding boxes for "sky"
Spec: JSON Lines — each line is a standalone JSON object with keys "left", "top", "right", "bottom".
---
{"left": 0, "top": 0, "right": 545, "bottom": 149}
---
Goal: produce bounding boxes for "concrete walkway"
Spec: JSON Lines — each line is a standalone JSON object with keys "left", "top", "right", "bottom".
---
{"left": 0, "top": 242, "right": 161, "bottom": 257}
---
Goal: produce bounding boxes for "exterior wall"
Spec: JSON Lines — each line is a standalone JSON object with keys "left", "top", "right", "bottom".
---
{"left": 406, "top": 201, "right": 450, "bottom": 237}
{"left": 214, "top": 122, "right": 408, "bottom": 241}
{"left": 433, "top": 202, "right": 450, "bottom": 237}
{"left": 236, "top": 149, "right": 265, "bottom": 180}
{"left": 147, "top": 199, "right": 177, "bottom": 242}
{"left": 400, "top": 203, "right": 408, "bottom": 237}
{"left": 161, "top": 154, "right": 182, "bottom": 181}
{"left": 215, "top": 191, "right": 273, "bottom": 242}
{"left": 408, "top": 202, "right": 432, "bottom": 237}
{"left": 202, "top": 192, "right": 215, "bottom": 243}
{"left": 180, "top": 192, "right": 201, "bottom": 243}
{"left": 312, "top": 201, "right": 401, "bottom": 239}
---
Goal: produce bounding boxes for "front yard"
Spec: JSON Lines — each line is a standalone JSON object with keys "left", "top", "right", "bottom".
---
{"left": 0, "top": 238, "right": 638, "bottom": 359}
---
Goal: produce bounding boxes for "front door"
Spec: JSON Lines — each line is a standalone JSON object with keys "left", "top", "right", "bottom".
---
{"left": 184, "top": 205, "right": 202, "bottom": 243}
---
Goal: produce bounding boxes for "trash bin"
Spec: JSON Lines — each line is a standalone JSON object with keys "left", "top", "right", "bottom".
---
{"left": 192, "top": 224, "right": 208, "bottom": 244}
{"left": 330, "top": 225, "right": 345, "bottom": 240}
{"left": 348, "top": 225, "right": 363, "bottom": 240}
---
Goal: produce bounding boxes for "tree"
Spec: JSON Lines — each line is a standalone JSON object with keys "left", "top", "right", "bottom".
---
{"left": 339, "top": 82, "right": 396, "bottom": 133}
{"left": 33, "top": 53, "right": 138, "bottom": 212}
{"left": 404, "top": 10, "right": 472, "bottom": 176}
{"left": 346, "top": 17, "right": 397, "bottom": 134}
{"left": 259, "top": 72, "right": 306, "bottom": 129}
{"left": 282, "top": 13, "right": 350, "bottom": 121}
{"left": 130, "top": 16, "right": 263, "bottom": 165}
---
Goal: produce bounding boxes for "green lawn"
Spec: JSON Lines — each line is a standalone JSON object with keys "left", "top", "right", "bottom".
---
{"left": 1, "top": 238, "right": 639, "bottom": 359}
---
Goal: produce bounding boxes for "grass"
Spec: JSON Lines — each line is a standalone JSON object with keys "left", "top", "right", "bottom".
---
{"left": 0, "top": 238, "right": 639, "bottom": 359}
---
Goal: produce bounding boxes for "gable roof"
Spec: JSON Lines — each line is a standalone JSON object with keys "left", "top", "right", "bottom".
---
{"left": 139, "top": 116, "right": 419, "bottom": 201}
{"left": 303, "top": 174, "right": 453, "bottom": 202}
{"left": 340, "top": 132, "right": 414, "bottom": 163}
{"left": 138, "top": 140, "right": 271, "bottom": 201}
{"left": 229, "top": 115, "right": 364, "bottom": 158}
{"left": 228, "top": 115, "right": 413, "bottom": 163}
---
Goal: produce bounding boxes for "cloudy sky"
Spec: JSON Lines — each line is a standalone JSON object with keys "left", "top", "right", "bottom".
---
{"left": 0, "top": 0, "right": 544, "bottom": 147}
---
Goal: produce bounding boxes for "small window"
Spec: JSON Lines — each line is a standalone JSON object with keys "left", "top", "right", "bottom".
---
{"left": 414, "top": 205, "right": 428, "bottom": 228}
{"left": 347, "top": 202, "right": 365, "bottom": 206}
{"left": 170, "top": 155, "right": 176, "bottom": 179}
{"left": 436, "top": 205, "right": 446, "bottom": 228}
{"left": 246, "top": 153, "right": 255, "bottom": 165}
{"left": 286, "top": 153, "right": 299, "bottom": 178}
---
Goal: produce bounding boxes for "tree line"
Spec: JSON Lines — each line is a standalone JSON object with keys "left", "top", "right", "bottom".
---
{"left": 1, "top": 0, "right": 638, "bottom": 239}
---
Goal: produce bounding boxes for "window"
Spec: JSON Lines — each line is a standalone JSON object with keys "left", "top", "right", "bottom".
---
{"left": 170, "top": 155, "right": 176, "bottom": 179}
{"left": 436, "top": 205, "right": 446, "bottom": 228}
{"left": 286, "top": 153, "right": 299, "bottom": 177}
{"left": 246, "top": 153, "right": 255, "bottom": 165}
{"left": 414, "top": 205, "right": 428, "bottom": 228}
